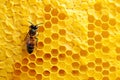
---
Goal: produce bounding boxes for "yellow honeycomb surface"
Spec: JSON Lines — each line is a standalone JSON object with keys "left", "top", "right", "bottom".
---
{"left": 0, "top": 0, "right": 120, "bottom": 80}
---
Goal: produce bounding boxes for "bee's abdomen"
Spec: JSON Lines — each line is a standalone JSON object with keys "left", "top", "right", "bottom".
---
{"left": 27, "top": 43, "right": 34, "bottom": 54}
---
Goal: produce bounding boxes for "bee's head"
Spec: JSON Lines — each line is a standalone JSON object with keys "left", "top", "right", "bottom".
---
{"left": 30, "top": 25, "right": 38, "bottom": 30}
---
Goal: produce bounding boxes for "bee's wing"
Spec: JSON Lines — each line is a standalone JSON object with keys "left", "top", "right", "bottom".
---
{"left": 24, "top": 32, "right": 29, "bottom": 41}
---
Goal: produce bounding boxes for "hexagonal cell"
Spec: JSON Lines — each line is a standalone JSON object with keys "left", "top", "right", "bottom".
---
{"left": 95, "top": 58, "right": 102, "bottom": 64}
{"left": 44, "top": 37, "right": 52, "bottom": 44}
{"left": 79, "top": 65, "right": 87, "bottom": 72}
{"left": 59, "top": 29, "right": 66, "bottom": 35}
{"left": 72, "top": 62, "right": 80, "bottom": 69}
{"left": 51, "top": 57, "right": 58, "bottom": 64}
{"left": 38, "top": 42, "right": 44, "bottom": 49}
{"left": 21, "top": 66, "right": 29, "bottom": 72}
{"left": 71, "top": 70, "right": 79, "bottom": 76}
{"left": 87, "top": 62, "right": 95, "bottom": 68}
{"left": 29, "top": 54, "right": 36, "bottom": 61}
{"left": 95, "top": 66, "right": 102, "bottom": 72}
{"left": 36, "top": 58, "right": 43, "bottom": 65}
{"left": 94, "top": 2, "right": 102, "bottom": 11}
{"left": 51, "top": 49, "right": 58, "bottom": 56}
{"left": 88, "top": 47, "right": 95, "bottom": 53}
{"left": 109, "top": 18, "right": 116, "bottom": 26}
{"left": 94, "top": 34, "right": 102, "bottom": 42}
{"left": 36, "top": 50, "right": 44, "bottom": 57}
{"left": 88, "top": 39, "right": 95, "bottom": 45}
{"left": 66, "top": 50, "right": 73, "bottom": 56}
{"left": 88, "top": 15, "right": 95, "bottom": 23}
{"left": 51, "top": 33, "right": 59, "bottom": 40}
{"left": 58, "top": 13, "right": 66, "bottom": 20}
{"left": 43, "top": 70, "right": 50, "bottom": 76}
{"left": 116, "top": 47, "right": 120, "bottom": 53}
{"left": 14, "top": 70, "right": 21, "bottom": 76}
{"left": 95, "top": 19, "right": 102, "bottom": 26}
{"left": 88, "top": 31, "right": 95, "bottom": 38}
{"left": 58, "top": 69, "right": 66, "bottom": 76}
{"left": 14, "top": 62, "right": 21, "bottom": 68}
{"left": 116, "top": 6, "right": 120, "bottom": 13}
{"left": 80, "top": 49, "right": 88, "bottom": 57}
{"left": 116, "top": 77, "right": 120, "bottom": 80}
{"left": 109, "top": 66, "right": 116, "bottom": 72}
{"left": 72, "top": 54, "right": 80, "bottom": 61}
{"left": 44, "top": 14, "right": 51, "bottom": 20}
{"left": 36, "top": 74, "right": 42, "bottom": 80}
{"left": 38, "top": 26, "right": 45, "bottom": 33}
{"left": 43, "top": 53, "right": 51, "bottom": 60}
{"left": 102, "top": 46, "right": 109, "bottom": 53}
{"left": 101, "top": 23, "right": 109, "bottom": 30}
{"left": 102, "top": 77, "right": 109, "bottom": 80}
{"left": 58, "top": 53, "right": 66, "bottom": 61}
{"left": 51, "top": 8, "right": 59, "bottom": 16}
{"left": 59, "top": 46, "right": 66, "bottom": 52}
{"left": 101, "top": 31, "right": 109, "bottom": 38}
{"left": 28, "top": 69, "right": 36, "bottom": 76}
{"left": 88, "top": 77, "right": 95, "bottom": 80}
{"left": 45, "top": 21, "right": 52, "bottom": 28}
{"left": 116, "top": 55, "right": 120, "bottom": 61}
{"left": 51, "top": 17, "right": 58, "bottom": 24}
{"left": 95, "top": 43, "right": 102, "bottom": 49}
{"left": 102, "top": 70, "right": 109, "bottom": 75}
{"left": 28, "top": 62, "right": 36, "bottom": 68}
{"left": 88, "top": 24, "right": 95, "bottom": 30}
{"left": 22, "top": 58, "right": 29, "bottom": 65}
{"left": 44, "top": 4, "right": 51, "bottom": 12}
{"left": 51, "top": 66, "right": 58, "bottom": 72}
{"left": 101, "top": 15, "right": 109, "bottom": 22}
{"left": 102, "top": 62, "right": 110, "bottom": 68}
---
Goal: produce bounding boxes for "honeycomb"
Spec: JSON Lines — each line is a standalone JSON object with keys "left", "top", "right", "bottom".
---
{"left": 0, "top": 0, "right": 120, "bottom": 80}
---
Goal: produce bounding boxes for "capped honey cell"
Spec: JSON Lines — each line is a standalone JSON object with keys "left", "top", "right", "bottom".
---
{"left": 36, "top": 58, "right": 43, "bottom": 65}
{"left": 101, "top": 15, "right": 109, "bottom": 22}
{"left": 28, "top": 54, "right": 36, "bottom": 61}
{"left": 51, "top": 8, "right": 59, "bottom": 16}
{"left": 45, "top": 21, "right": 52, "bottom": 28}
{"left": 94, "top": 2, "right": 102, "bottom": 11}
{"left": 58, "top": 69, "right": 66, "bottom": 76}
{"left": 44, "top": 4, "right": 52, "bottom": 12}
{"left": 21, "top": 66, "right": 29, "bottom": 72}
{"left": 87, "top": 62, "right": 95, "bottom": 68}
{"left": 43, "top": 70, "right": 50, "bottom": 76}
{"left": 28, "top": 69, "right": 36, "bottom": 76}
{"left": 51, "top": 17, "right": 58, "bottom": 24}
{"left": 88, "top": 15, "right": 95, "bottom": 23}
{"left": 95, "top": 19, "right": 102, "bottom": 26}
{"left": 72, "top": 62, "right": 80, "bottom": 69}
{"left": 22, "top": 58, "right": 29, "bottom": 65}
{"left": 71, "top": 70, "right": 79, "bottom": 76}
{"left": 80, "top": 49, "right": 88, "bottom": 57}
{"left": 79, "top": 65, "right": 87, "bottom": 72}
{"left": 36, "top": 74, "right": 42, "bottom": 80}
{"left": 43, "top": 53, "right": 51, "bottom": 60}
{"left": 58, "top": 13, "right": 66, "bottom": 20}
{"left": 51, "top": 49, "right": 58, "bottom": 56}
{"left": 88, "top": 77, "right": 95, "bottom": 80}
{"left": 51, "top": 66, "right": 58, "bottom": 72}
{"left": 14, "top": 62, "right": 21, "bottom": 68}
{"left": 44, "top": 14, "right": 51, "bottom": 20}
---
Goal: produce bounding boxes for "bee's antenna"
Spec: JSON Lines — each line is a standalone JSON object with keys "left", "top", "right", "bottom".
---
{"left": 28, "top": 21, "right": 33, "bottom": 25}
{"left": 35, "top": 23, "right": 43, "bottom": 26}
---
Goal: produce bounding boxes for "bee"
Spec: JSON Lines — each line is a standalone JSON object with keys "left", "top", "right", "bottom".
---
{"left": 26, "top": 22, "right": 42, "bottom": 54}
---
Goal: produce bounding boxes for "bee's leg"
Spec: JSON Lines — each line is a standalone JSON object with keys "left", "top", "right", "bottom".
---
{"left": 36, "top": 38, "right": 38, "bottom": 46}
